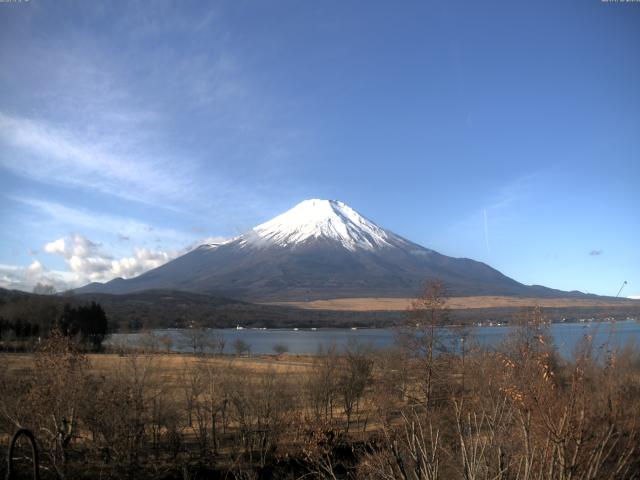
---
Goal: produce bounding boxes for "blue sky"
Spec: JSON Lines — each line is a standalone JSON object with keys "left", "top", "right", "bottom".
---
{"left": 0, "top": 0, "right": 638, "bottom": 297}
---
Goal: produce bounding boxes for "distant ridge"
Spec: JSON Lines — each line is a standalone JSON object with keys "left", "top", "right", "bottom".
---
{"left": 73, "top": 199, "right": 608, "bottom": 301}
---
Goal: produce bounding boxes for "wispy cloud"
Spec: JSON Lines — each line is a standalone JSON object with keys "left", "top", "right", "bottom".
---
{"left": 486, "top": 174, "right": 541, "bottom": 212}
{"left": 435, "top": 174, "right": 539, "bottom": 256}
{"left": 11, "top": 196, "right": 196, "bottom": 247}
{"left": 589, "top": 249, "right": 603, "bottom": 256}
{"left": 114, "top": 2, "right": 220, "bottom": 39}
{"left": 0, "top": 2, "right": 286, "bottom": 220}
{"left": 0, "top": 112, "right": 198, "bottom": 208}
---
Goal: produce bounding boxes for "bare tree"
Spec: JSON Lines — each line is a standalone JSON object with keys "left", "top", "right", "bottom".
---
{"left": 183, "top": 327, "right": 207, "bottom": 354}
{"left": 398, "top": 280, "right": 450, "bottom": 407}
{"left": 183, "top": 361, "right": 210, "bottom": 454}
{"left": 83, "top": 352, "right": 158, "bottom": 471}
{"left": 358, "top": 407, "right": 441, "bottom": 480}
{"left": 338, "top": 341, "right": 373, "bottom": 432}
{"left": 139, "top": 331, "right": 160, "bottom": 352}
{"left": 307, "top": 344, "right": 339, "bottom": 422}
{"left": 272, "top": 342, "right": 289, "bottom": 356}
{"left": 33, "top": 282, "right": 57, "bottom": 295}
{"left": 25, "top": 330, "right": 89, "bottom": 477}
{"left": 232, "top": 338, "right": 251, "bottom": 357}
{"left": 206, "top": 332, "right": 226, "bottom": 355}
{"left": 225, "top": 366, "right": 297, "bottom": 468}
{"left": 159, "top": 334, "right": 173, "bottom": 353}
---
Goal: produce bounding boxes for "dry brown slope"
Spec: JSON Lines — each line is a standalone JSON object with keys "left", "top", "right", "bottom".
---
{"left": 267, "top": 296, "right": 639, "bottom": 311}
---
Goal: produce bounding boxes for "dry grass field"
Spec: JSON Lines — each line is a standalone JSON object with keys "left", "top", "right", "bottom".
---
{"left": 1, "top": 351, "right": 316, "bottom": 380}
{"left": 2, "top": 313, "right": 640, "bottom": 480}
{"left": 269, "top": 295, "right": 639, "bottom": 311}
{"left": 0, "top": 352, "right": 313, "bottom": 378}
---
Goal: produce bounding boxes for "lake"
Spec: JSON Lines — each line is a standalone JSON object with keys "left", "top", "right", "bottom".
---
{"left": 108, "top": 319, "right": 640, "bottom": 358}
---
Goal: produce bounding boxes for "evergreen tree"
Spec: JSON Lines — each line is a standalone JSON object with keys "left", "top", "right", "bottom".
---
{"left": 57, "top": 302, "right": 109, "bottom": 350}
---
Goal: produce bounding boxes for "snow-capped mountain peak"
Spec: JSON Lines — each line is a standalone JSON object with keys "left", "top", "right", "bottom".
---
{"left": 73, "top": 198, "right": 581, "bottom": 302}
{"left": 248, "top": 199, "right": 404, "bottom": 251}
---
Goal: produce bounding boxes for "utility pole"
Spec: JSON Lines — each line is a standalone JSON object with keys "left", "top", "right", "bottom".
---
{"left": 616, "top": 280, "right": 627, "bottom": 298}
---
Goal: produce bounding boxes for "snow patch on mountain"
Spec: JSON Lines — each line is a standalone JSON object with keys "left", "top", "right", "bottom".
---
{"left": 246, "top": 199, "right": 407, "bottom": 251}
{"left": 201, "top": 240, "right": 230, "bottom": 249}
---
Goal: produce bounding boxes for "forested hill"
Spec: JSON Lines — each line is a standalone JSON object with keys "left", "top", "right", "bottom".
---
{"left": 1, "top": 288, "right": 639, "bottom": 333}
{"left": 0, "top": 288, "right": 401, "bottom": 331}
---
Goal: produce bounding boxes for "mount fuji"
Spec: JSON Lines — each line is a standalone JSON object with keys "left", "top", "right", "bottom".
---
{"left": 74, "top": 199, "right": 589, "bottom": 301}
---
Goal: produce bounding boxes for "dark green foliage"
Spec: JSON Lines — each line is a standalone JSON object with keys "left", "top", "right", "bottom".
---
{"left": 58, "top": 302, "right": 109, "bottom": 350}
{"left": 0, "top": 317, "right": 40, "bottom": 339}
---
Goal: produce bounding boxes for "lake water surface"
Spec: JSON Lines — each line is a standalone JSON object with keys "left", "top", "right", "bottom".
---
{"left": 108, "top": 320, "right": 640, "bottom": 358}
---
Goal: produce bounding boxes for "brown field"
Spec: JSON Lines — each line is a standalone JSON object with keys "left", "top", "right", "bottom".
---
{"left": 2, "top": 318, "right": 640, "bottom": 480}
{"left": 1, "top": 351, "right": 316, "bottom": 379}
{"left": 268, "top": 295, "right": 639, "bottom": 311}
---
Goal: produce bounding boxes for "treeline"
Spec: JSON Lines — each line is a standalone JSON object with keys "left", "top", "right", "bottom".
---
{"left": 0, "top": 288, "right": 403, "bottom": 331}
{"left": 0, "top": 284, "right": 639, "bottom": 479}
{"left": 3, "top": 287, "right": 638, "bottom": 333}
{"left": 0, "top": 300, "right": 109, "bottom": 351}
{"left": 0, "top": 317, "right": 41, "bottom": 339}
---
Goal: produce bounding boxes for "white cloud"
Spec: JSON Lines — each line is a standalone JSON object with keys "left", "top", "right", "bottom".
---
{"left": 110, "top": 248, "right": 173, "bottom": 279}
{"left": 628, "top": 295, "right": 640, "bottom": 300}
{"left": 0, "top": 261, "right": 73, "bottom": 292}
{"left": 44, "top": 234, "right": 107, "bottom": 261}
{"left": 41, "top": 234, "right": 113, "bottom": 283}
{"left": 27, "top": 260, "right": 43, "bottom": 274}
{"left": 1, "top": 230, "right": 219, "bottom": 293}
{"left": 42, "top": 233, "right": 182, "bottom": 285}
{"left": 44, "top": 238, "right": 66, "bottom": 255}
{"left": 2, "top": 195, "right": 231, "bottom": 292}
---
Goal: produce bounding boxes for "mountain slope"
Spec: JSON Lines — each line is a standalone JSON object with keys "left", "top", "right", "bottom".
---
{"left": 74, "top": 199, "right": 593, "bottom": 301}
